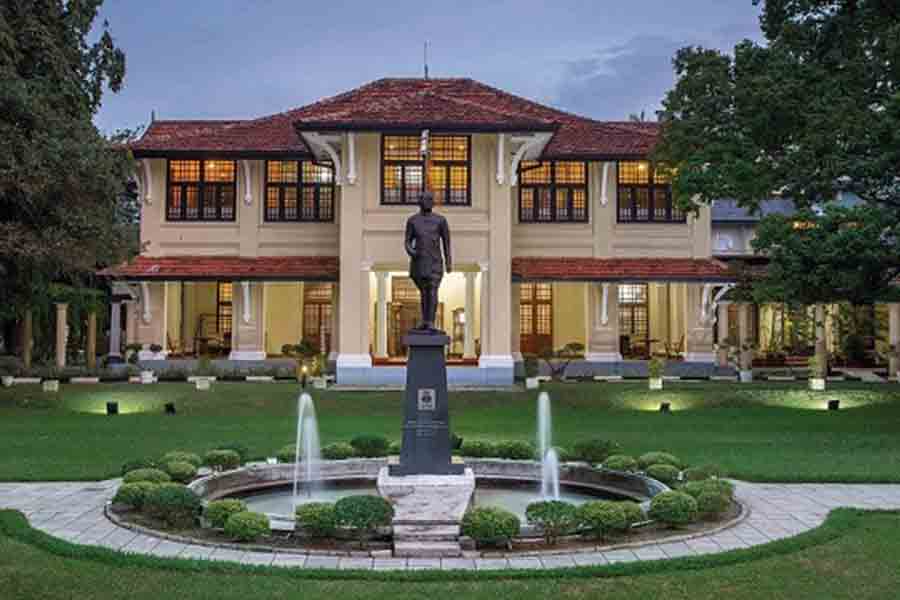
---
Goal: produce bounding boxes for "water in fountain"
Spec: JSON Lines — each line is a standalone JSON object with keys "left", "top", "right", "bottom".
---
{"left": 537, "top": 391, "right": 560, "bottom": 500}
{"left": 291, "top": 393, "right": 321, "bottom": 509}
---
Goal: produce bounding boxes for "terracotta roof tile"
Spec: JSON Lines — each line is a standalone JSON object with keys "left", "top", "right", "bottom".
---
{"left": 512, "top": 257, "right": 734, "bottom": 282}
{"left": 131, "top": 78, "right": 658, "bottom": 159}
{"left": 99, "top": 256, "right": 338, "bottom": 281}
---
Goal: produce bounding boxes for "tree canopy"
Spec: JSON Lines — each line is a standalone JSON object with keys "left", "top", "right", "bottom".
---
{"left": 656, "top": 0, "right": 900, "bottom": 212}
{"left": 0, "top": 0, "right": 136, "bottom": 321}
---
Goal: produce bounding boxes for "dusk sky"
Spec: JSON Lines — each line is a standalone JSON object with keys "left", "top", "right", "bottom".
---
{"left": 93, "top": 0, "right": 764, "bottom": 134}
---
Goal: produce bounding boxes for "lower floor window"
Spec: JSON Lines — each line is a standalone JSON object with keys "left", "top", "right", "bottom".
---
{"left": 520, "top": 283, "right": 553, "bottom": 354}
{"left": 619, "top": 284, "right": 649, "bottom": 358}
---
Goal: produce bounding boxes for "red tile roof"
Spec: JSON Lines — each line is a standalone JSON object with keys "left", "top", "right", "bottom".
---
{"left": 131, "top": 78, "right": 658, "bottom": 159}
{"left": 99, "top": 256, "right": 338, "bottom": 281}
{"left": 512, "top": 257, "right": 734, "bottom": 282}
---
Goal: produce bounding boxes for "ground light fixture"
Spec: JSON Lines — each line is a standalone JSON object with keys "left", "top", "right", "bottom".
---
{"left": 828, "top": 399, "right": 840, "bottom": 411}
{"left": 165, "top": 402, "right": 176, "bottom": 415}
{"left": 302, "top": 364, "right": 308, "bottom": 389}
{"left": 106, "top": 402, "right": 119, "bottom": 416}
{"left": 659, "top": 401, "right": 672, "bottom": 413}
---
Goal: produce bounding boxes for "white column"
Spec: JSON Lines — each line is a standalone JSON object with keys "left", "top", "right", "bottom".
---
{"left": 55, "top": 303, "right": 68, "bottom": 369}
{"left": 329, "top": 283, "right": 339, "bottom": 362}
{"left": 375, "top": 271, "right": 389, "bottom": 359}
{"left": 464, "top": 271, "right": 477, "bottom": 359}
{"left": 888, "top": 303, "right": 900, "bottom": 379}
{"left": 109, "top": 301, "right": 123, "bottom": 360}
{"left": 716, "top": 301, "right": 730, "bottom": 368}
{"left": 478, "top": 262, "right": 490, "bottom": 365}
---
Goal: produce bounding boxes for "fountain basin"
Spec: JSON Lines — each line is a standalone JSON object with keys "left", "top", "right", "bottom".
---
{"left": 188, "top": 458, "right": 668, "bottom": 533}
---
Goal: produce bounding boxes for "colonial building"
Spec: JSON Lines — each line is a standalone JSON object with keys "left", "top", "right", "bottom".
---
{"left": 105, "top": 77, "right": 750, "bottom": 385}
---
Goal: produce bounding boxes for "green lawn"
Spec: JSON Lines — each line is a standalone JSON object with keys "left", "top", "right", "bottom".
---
{"left": 1, "top": 509, "right": 900, "bottom": 598}
{"left": 2, "top": 381, "right": 900, "bottom": 482}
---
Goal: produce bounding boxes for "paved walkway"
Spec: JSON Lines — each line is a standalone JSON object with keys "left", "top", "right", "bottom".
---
{"left": 1, "top": 480, "right": 899, "bottom": 571}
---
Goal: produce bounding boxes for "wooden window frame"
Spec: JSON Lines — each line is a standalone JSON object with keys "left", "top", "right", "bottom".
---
{"left": 616, "top": 161, "right": 685, "bottom": 224}
{"left": 517, "top": 161, "right": 589, "bottom": 223}
{"left": 216, "top": 282, "right": 233, "bottom": 335}
{"left": 166, "top": 159, "right": 237, "bottom": 222}
{"left": 263, "top": 160, "right": 335, "bottom": 222}
{"left": 380, "top": 134, "right": 472, "bottom": 206}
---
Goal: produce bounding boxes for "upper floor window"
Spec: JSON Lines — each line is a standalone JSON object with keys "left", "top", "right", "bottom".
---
{"left": 617, "top": 161, "right": 684, "bottom": 223}
{"left": 381, "top": 135, "right": 471, "bottom": 206}
{"left": 518, "top": 160, "right": 588, "bottom": 223}
{"left": 264, "top": 160, "right": 335, "bottom": 222}
{"left": 167, "top": 160, "right": 236, "bottom": 221}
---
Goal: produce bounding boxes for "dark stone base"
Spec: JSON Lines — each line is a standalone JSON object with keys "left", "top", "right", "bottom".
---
{"left": 389, "top": 333, "right": 464, "bottom": 476}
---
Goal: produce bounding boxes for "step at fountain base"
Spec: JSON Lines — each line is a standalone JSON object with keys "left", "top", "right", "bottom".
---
{"left": 393, "top": 523, "right": 460, "bottom": 542}
{"left": 393, "top": 540, "right": 463, "bottom": 558}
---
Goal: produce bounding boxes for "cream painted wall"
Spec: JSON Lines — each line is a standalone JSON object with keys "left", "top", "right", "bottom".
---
{"left": 264, "top": 282, "right": 303, "bottom": 355}
{"left": 552, "top": 283, "right": 587, "bottom": 349}
{"left": 165, "top": 282, "right": 181, "bottom": 352}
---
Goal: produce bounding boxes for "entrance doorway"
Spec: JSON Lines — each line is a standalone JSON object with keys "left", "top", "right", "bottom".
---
{"left": 303, "top": 283, "right": 333, "bottom": 354}
{"left": 520, "top": 283, "right": 553, "bottom": 355}
{"left": 619, "top": 283, "right": 649, "bottom": 358}
{"left": 388, "top": 277, "right": 443, "bottom": 357}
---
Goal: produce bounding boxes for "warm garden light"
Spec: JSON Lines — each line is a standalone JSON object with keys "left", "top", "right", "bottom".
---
{"left": 106, "top": 402, "right": 118, "bottom": 416}
{"left": 165, "top": 402, "right": 176, "bottom": 415}
{"left": 828, "top": 400, "right": 840, "bottom": 411}
{"left": 659, "top": 402, "right": 672, "bottom": 413}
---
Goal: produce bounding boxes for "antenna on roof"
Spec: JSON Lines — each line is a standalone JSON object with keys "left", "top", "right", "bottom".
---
{"left": 150, "top": 109, "right": 156, "bottom": 122}
{"left": 423, "top": 41, "right": 429, "bottom": 79}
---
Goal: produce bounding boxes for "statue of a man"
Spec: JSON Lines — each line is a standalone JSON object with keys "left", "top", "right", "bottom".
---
{"left": 404, "top": 191, "right": 451, "bottom": 333}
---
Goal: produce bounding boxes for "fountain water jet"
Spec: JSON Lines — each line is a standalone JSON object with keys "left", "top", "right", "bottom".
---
{"left": 291, "top": 393, "right": 321, "bottom": 509}
{"left": 537, "top": 391, "right": 560, "bottom": 500}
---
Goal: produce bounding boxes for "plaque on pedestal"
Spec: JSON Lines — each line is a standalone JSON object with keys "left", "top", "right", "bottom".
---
{"left": 390, "top": 332, "right": 463, "bottom": 476}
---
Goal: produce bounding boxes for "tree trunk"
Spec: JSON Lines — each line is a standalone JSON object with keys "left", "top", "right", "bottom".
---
{"left": 86, "top": 311, "right": 97, "bottom": 370}
{"left": 22, "top": 310, "right": 32, "bottom": 370}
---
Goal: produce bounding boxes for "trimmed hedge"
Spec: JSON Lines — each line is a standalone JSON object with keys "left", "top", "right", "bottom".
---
{"left": 204, "top": 450, "right": 241, "bottom": 472}
{"left": 620, "top": 501, "right": 646, "bottom": 526}
{"left": 645, "top": 463, "right": 680, "bottom": 486}
{"left": 122, "top": 468, "right": 171, "bottom": 484}
{"left": 334, "top": 495, "right": 393, "bottom": 546}
{"left": 682, "top": 479, "right": 734, "bottom": 500}
{"left": 495, "top": 440, "right": 535, "bottom": 460}
{"left": 120, "top": 458, "right": 158, "bottom": 477}
{"left": 163, "top": 461, "right": 197, "bottom": 484}
{"left": 276, "top": 444, "right": 296, "bottom": 464}
{"left": 205, "top": 499, "right": 247, "bottom": 529}
{"left": 683, "top": 464, "right": 723, "bottom": 481}
{"left": 572, "top": 439, "right": 621, "bottom": 464}
{"left": 224, "top": 511, "right": 270, "bottom": 542}
{"left": 638, "top": 452, "right": 681, "bottom": 470}
{"left": 649, "top": 491, "right": 698, "bottom": 528}
{"left": 321, "top": 442, "right": 356, "bottom": 460}
{"left": 295, "top": 502, "right": 337, "bottom": 538}
{"left": 577, "top": 501, "right": 629, "bottom": 540}
{"left": 461, "top": 507, "right": 520, "bottom": 547}
{"left": 604, "top": 454, "right": 638, "bottom": 472}
{"left": 144, "top": 483, "right": 202, "bottom": 528}
{"left": 525, "top": 500, "right": 579, "bottom": 545}
{"left": 459, "top": 440, "right": 497, "bottom": 458}
{"left": 213, "top": 442, "right": 250, "bottom": 462}
{"left": 160, "top": 451, "right": 202, "bottom": 468}
{"left": 696, "top": 489, "right": 731, "bottom": 518}
{"left": 387, "top": 440, "right": 402, "bottom": 455}
{"left": 112, "top": 482, "right": 157, "bottom": 509}
{"left": 350, "top": 434, "right": 390, "bottom": 458}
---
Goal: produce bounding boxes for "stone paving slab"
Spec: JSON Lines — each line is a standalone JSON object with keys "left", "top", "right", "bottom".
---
{"left": 2, "top": 480, "right": 900, "bottom": 571}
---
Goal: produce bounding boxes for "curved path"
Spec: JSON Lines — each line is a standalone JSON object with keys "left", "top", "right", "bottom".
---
{"left": 1, "top": 481, "right": 899, "bottom": 571}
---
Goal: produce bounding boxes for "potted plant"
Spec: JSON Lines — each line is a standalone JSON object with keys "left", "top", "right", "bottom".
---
{"left": 125, "top": 343, "right": 142, "bottom": 365}
{"left": 523, "top": 355, "right": 540, "bottom": 389}
{"left": 808, "top": 354, "right": 826, "bottom": 391}
{"left": 648, "top": 357, "right": 665, "bottom": 390}
{"left": 282, "top": 340, "right": 318, "bottom": 384}
{"left": 739, "top": 343, "right": 754, "bottom": 383}
{"left": 42, "top": 367, "right": 60, "bottom": 393}
{"left": 538, "top": 342, "right": 584, "bottom": 382}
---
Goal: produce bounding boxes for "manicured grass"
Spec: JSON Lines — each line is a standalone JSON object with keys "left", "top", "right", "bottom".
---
{"left": 1, "top": 382, "right": 900, "bottom": 482}
{"left": 1, "top": 508, "right": 900, "bottom": 597}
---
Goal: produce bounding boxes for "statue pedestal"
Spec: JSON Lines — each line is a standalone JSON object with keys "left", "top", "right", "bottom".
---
{"left": 390, "top": 332, "right": 463, "bottom": 476}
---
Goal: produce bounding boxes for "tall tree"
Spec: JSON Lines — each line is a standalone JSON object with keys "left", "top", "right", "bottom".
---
{"left": 0, "top": 1, "right": 135, "bottom": 330}
{"left": 656, "top": 0, "right": 900, "bottom": 212}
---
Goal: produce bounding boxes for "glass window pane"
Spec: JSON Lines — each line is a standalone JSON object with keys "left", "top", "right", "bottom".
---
{"left": 618, "top": 161, "right": 650, "bottom": 185}
{"left": 448, "top": 165, "right": 468, "bottom": 204}
{"left": 429, "top": 165, "right": 447, "bottom": 205}
{"left": 653, "top": 188, "right": 669, "bottom": 220}
{"left": 520, "top": 283, "right": 534, "bottom": 301}
{"left": 383, "top": 165, "right": 402, "bottom": 204}
{"left": 520, "top": 188, "right": 535, "bottom": 221}
{"left": 405, "top": 165, "right": 423, "bottom": 203}
{"left": 520, "top": 304, "right": 533, "bottom": 335}
{"left": 555, "top": 161, "right": 586, "bottom": 184}
{"left": 283, "top": 187, "right": 298, "bottom": 219}
{"left": 204, "top": 160, "right": 235, "bottom": 182}
{"left": 635, "top": 188, "right": 650, "bottom": 220}
{"left": 318, "top": 187, "right": 333, "bottom": 220}
{"left": 170, "top": 160, "right": 200, "bottom": 182}
{"left": 430, "top": 136, "right": 469, "bottom": 161}
{"left": 383, "top": 136, "right": 420, "bottom": 161}
{"left": 572, "top": 189, "right": 587, "bottom": 221}
{"left": 268, "top": 161, "right": 298, "bottom": 184}
{"left": 618, "top": 187, "right": 633, "bottom": 221}
{"left": 266, "top": 187, "right": 280, "bottom": 220}
{"left": 185, "top": 185, "right": 199, "bottom": 219}
{"left": 520, "top": 161, "right": 551, "bottom": 184}
{"left": 555, "top": 188, "right": 569, "bottom": 221}
{"left": 535, "top": 284, "right": 552, "bottom": 301}
{"left": 537, "top": 188, "right": 552, "bottom": 221}
{"left": 202, "top": 187, "right": 217, "bottom": 219}
{"left": 302, "top": 187, "right": 316, "bottom": 220}
{"left": 303, "top": 161, "right": 333, "bottom": 184}
{"left": 168, "top": 186, "right": 183, "bottom": 219}
{"left": 220, "top": 186, "right": 235, "bottom": 219}
{"left": 536, "top": 304, "right": 552, "bottom": 335}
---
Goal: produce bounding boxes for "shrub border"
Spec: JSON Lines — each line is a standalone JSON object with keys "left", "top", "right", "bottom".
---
{"left": 0, "top": 508, "right": 887, "bottom": 582}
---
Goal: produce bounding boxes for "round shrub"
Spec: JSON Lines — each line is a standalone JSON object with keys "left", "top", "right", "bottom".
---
{"left": 620, "top": 501, "right": 646, "bottom": 526}
{"left": 214, "top": 442, "right": 250, "bottom": 462}
{"left": 144, "top": 483, "right": 202, "bottom": 527}
{"left": 123, "top": 468, "right": 171, "bottom": 484}
{"left": 224, "top": 511, "right": 270, "bottom": 542}
{"left": 461, "top": 507, "right": 520, "bottom": 547}
{"left": 577, "top": 501, "right": 628, "bottom": 540}
{"left": 459, "top": 440, "right": 497, "bottom": 458}
{"left": 572, "top": 439, "right": 621, "bottom": 464}
{"left": 163, "top": 461, "right": 198, "bottom": 484}
{"left": 387, "top": 440, "right": 402, "bottom": 455}
{"left": 638, "top": 452, "right": 681, "bottom": 470}
{"left": 683, "top": 464, "right": 723, "bottom": 481}
{"left": 112, "top": 482, "right": 157, "bottom": 509}
{"left": 495, "top": 440, "right": 535, "bottom": 460}
{"left": 604, "top": 454, "right": 638, "bottom": 472}
{"left": 205, "top": 499, "right": 247, "bottom": 529}
{"left": 649, "top": 491, "right": 698, "bottom": 528}
{"left": 554, "top": 446, "right": 575, "bottom": 462}
{"left": 276, "top": 444, "right": 296, "bottom": 464}
{"left": 334, "top": 495, "right": 394, "bottom": 546}
{"left": 295, "top": 502, "right": 337, "bottom": 538}
{"left": 645, "top": 463, "right": 680, "bottom": 486}
{"left": 120, "top": 458, "right": 158, "bottom": 476}
{"left": 525, "top": 500, "right": 579, "bottom": 545}
{"left": 160, "top": 451, "right": 202, "bottom": 468}
{"left": 696, "top": 489, "right": 731, "bottom": 518}
{"left": 321, "top": 442, "right": 356, "bottom": 460}
{"left": 204, "top": 449, "right": 241, "bottom": 472}
{"left": 682, "top": 479, "right": 734, "bottom": 500}
{"left": 350, "top": 434, "right": 390, "bottom": 458}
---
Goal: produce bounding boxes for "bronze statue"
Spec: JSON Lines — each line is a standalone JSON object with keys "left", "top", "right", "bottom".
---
{"left": 404, "top": 191, "right": 451, "bottom": 333}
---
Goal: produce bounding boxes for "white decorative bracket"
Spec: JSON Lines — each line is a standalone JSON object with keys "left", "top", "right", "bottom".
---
{"left": 302, "top": 132, "right": 344, "bottom": 185}
{"left": 140, "top": 282, "right": 151, "bottom": 324}
{"left": 241, "top": 282, "right": 251, "bottom": 324}
{"left": 709, "top": 284, "right": 735, "bottom": 324}
{"left": 240, "top": 161, "right": 252, "bottom": 206}
{"left": 346, "top": 133, "right": 357, "bottom": 185}
{"left": 478, "top": 261, "right": 489, "bottom": 274}
{"left": 136, "top": 159, "right": 153, "bottom": 205}
{"left": 496, "top": 134, "right": 506, "bottom": 185}
{"left": 601, "top": 283, "right": 610, "bottom": 326}
{"left": 360, "top": 260, "right": 374, "bottom": 273}
{"left": 509, "top": 132, "right": 554, "bottom": 185}
{"left": 600, "top": 162, "right": 610, "bottom": 206}
{"left": 700, "top": 284, "right": 713, "bottom": 325}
